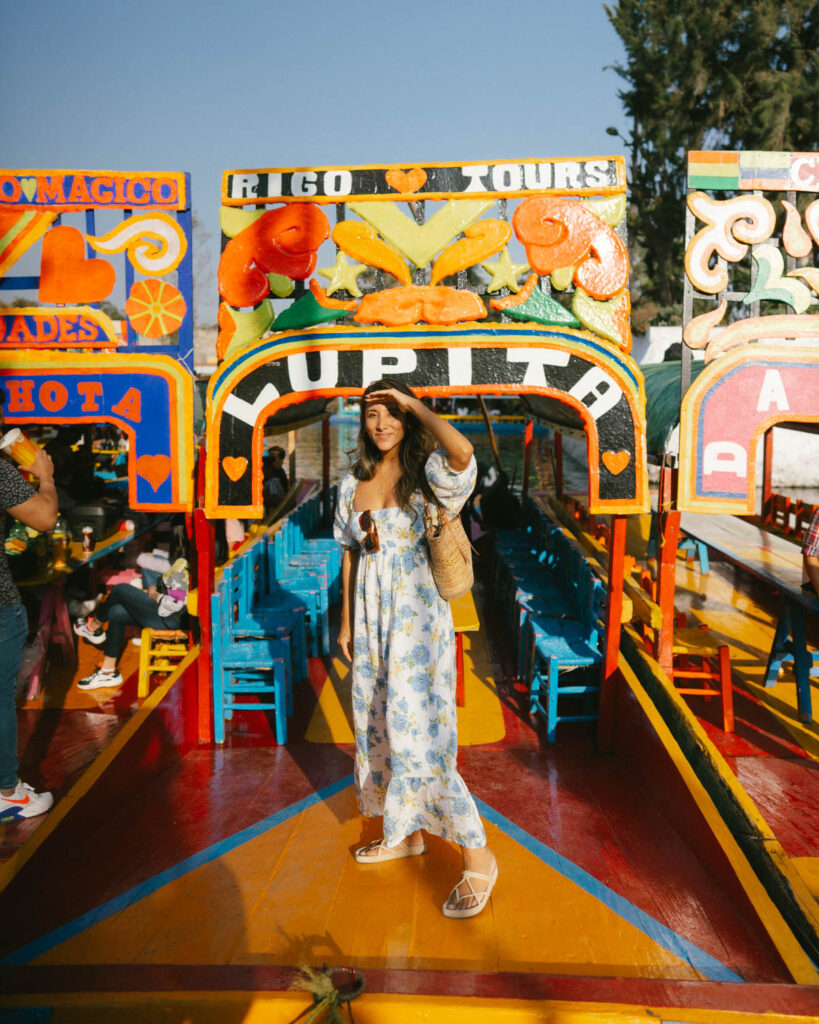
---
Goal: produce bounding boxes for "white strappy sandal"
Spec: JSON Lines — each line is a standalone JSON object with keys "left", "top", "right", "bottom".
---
{"left": 442, "top": 862, "right": 498, "bottom": 918}
{"left": 354, "top": 838, "right": 427, "bottom": 863}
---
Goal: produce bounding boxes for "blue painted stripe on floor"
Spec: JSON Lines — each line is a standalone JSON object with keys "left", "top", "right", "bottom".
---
{"left": 475, "top": 797, "right": 744, "bottom": 984}
{"left": 2, "top": 775, "right": 355, "bottom": 966}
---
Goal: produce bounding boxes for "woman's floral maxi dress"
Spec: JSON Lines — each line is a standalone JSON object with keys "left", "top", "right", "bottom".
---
{"left": 334, "top": 449, "right": 486, "bottom": 849}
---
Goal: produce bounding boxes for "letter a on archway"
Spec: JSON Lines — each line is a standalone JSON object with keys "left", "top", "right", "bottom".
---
{"left": 678, "top": 345, "right": 819, "bottom": 514}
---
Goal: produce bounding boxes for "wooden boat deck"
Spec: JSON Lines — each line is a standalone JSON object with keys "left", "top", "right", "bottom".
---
{"left": 672, "top": 554, "right": 819, "bottom": 902}
{"left": 1, "top": 564, "right": 818, "bottom": 1019}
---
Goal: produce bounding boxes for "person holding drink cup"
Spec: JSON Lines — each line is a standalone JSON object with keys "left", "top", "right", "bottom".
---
{"left": 0, "top": 418, "right": 60, "bottom": 821}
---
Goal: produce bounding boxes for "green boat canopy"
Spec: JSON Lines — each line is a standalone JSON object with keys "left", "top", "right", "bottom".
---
{"left": 642, "top": 360, "right": 704, "bottom": 459}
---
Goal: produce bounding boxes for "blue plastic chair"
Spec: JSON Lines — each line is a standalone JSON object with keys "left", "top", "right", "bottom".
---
{"left": 210, "top": 583, "right": 292, "bottom": 744}
{"left": 528, "top": 573, "right": 606, "bottom": 742}
{"left": 267, "top": 532, "right": 330, "bottom": 656}
{"left": 234, "top": 544, "right": 309, "bottom": 683}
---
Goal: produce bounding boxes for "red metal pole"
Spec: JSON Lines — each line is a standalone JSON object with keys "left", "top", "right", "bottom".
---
{"left": 655, "top": 463, "right": 680, "bottom": 676}
{"left": 596, "top": 513, "right": 626, "bottom": 752}
{"left": 194, "top": 447, "right": 215, "bottom": 745}
{"left": 554, "top": 432, "right": 563, "bottom": 501}
{"left": 762, "top": 426, "right": 773, "bottom": 520}
{"left": 322, "top": 416, "right": 331, "bottom": 526}
{"left": 521, "top": 419, "right": 533, "bottom": 504}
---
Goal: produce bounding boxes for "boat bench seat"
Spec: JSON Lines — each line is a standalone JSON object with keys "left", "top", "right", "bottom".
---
{"left": 209, "top": 488, "right": 340, "bottom": 743}
{"left": 491, "top": 501, "right": 606, "bottom": 742}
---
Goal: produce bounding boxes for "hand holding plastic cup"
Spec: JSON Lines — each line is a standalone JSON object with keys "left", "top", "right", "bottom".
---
{"left": 0, "top": 428, "right": 40, "bottom": 468}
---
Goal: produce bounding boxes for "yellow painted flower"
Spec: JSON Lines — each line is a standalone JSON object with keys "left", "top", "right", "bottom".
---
{"left": 125, "top": 278, "right": 187, "bottom": 338}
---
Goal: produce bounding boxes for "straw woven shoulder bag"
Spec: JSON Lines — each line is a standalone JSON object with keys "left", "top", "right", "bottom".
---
{"left": 422, "top": 500, "right": 474, "bottom": 600}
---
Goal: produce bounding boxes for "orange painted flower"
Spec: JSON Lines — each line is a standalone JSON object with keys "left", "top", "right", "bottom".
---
{"left": 125, "top": 278, "right": 187, "bottom": 338}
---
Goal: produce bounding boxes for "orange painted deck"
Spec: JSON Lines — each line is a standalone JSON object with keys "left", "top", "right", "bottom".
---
{"left": 1, "top": 563, "right": 818, "bottom": 1020}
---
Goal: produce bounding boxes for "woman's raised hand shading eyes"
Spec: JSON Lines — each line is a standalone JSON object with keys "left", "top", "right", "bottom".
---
{"left": 365, "top": 388, "right": 417, "bottom": 415}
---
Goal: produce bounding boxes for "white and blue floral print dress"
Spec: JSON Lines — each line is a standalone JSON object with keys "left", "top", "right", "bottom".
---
{"left": 334, "top": 449, "right": 486, "bottom": 849}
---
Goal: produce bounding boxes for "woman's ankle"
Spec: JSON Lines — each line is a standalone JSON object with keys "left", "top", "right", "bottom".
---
{"left": 462, "top": 845, "right": 495, "bottom": 874}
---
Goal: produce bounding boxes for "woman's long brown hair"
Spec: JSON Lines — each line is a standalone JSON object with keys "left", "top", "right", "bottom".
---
{"left": 352, "top": 378, "right": 440, "bottom": 510}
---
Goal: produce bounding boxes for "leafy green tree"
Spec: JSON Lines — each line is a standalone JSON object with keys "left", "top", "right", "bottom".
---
{"left": 605, "top": 0, "right": 819, "bottom": 321}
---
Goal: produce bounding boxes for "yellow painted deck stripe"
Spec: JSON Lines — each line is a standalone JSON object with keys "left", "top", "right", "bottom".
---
{"left": 2, "top": 991, "right": 817, "bottom": 1024}
{"left": 0, "top": 647, "right": 199, "bottom": 896}
{"left": 306, "top": 631, "right": 505, "bottom": 745}
{"left": 792, "top": 857, "right": 819, "bottom": 901}
{"left": 620, "top": 635, "right": 819, "bottom": 984}
{"left": 457, "top": 631, "right": 506, "bottom": 744}
{"left": 35, "top": 785, "right": 702, "bottom": 978}
{"left": 737, "top": 676, "right": 819, "bottom": 761}
{"left": 305, "top": 656, "right": 355, "bottom": 743}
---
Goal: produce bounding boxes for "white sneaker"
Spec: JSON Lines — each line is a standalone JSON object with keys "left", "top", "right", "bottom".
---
{"left": 78, "top": 667, "right": 123, "bottom": 690}
{"left": 73, "top": 617, "right": 106, "bottom": 646}
{"left": 0, "top": 780, "right": 54, "bottom": 822}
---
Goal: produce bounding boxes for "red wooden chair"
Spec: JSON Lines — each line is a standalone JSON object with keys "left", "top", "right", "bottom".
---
{"left": 638, "top": 570, "right": 734, "bottom": 733}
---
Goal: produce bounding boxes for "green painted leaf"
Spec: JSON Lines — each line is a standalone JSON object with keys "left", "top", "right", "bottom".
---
{"left": 505, "top": 284, "right": 580, "bottom": 328}
{"left": 272, "top": 293, "right": 350, "bottom": 331}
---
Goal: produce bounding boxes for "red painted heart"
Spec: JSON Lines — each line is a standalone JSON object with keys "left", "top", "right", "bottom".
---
{"left": 39, "top": 225, "right": 116, "bottom": 304}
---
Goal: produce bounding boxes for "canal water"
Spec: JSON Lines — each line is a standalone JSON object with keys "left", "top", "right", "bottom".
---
{"left": 290, "top": 417, "right": 819, "bottom": 511}
{"left": 291, "top": 417, "right": 588, "bottom": 494}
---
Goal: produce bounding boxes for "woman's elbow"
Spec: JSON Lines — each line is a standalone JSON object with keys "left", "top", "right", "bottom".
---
{"left": 33, "top": 508, "right": 59, "bottom": 532}
{"left": 448, "top": 439, "right": 473, "bottom": 472}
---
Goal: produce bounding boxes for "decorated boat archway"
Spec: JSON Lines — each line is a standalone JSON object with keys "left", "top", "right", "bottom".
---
{"left": 206, "top": 153, "right": 647, "bottom": 518}
{"left": 0, "top": 167, "right": 196, "bottom": 512}
{"left": 205, "top": 326, "right": 648, "bottom": 517}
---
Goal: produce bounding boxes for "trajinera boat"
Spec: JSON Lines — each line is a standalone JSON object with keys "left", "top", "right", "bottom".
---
{"left": 0, "top": 153, "right": 818, "bottom": 1023}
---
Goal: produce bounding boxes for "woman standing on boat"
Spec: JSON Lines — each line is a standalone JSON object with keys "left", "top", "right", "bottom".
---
{"left": 334, "top": 378, "right": 497, "bottom": 919}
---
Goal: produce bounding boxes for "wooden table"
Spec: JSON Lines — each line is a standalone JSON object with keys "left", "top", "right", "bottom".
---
{"left": 451, "top": 589, "right": 479, "bottom": 707}
{"left": 680, "top": 512, "right": 819, "bottom": 722}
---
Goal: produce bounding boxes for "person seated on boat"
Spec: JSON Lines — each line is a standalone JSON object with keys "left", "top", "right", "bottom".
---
{"left": 262, "top": 444, "right": 289, "bottom": 511}
{"left": 44, "top": 425, "right": 103, "bottom": 508}
{"left": 0, "top": 416, "right": 59, "bottom": 821}
{"left": 801, "top": 507, "right": 819, "bottom": 597}
{"left": 335, "top": 378, "right": 498, "bottom": 919}
{"left": 459, "top": 459, "right": 492, "bottom": 553}
{"left": 73, "top": 518, "right": 189, "bottom": 691}
{"left": 478, "top": 465, "right": 522, "bottom": 532}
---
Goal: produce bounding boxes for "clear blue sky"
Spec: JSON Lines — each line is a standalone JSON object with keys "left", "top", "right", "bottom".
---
{"left": 2, "top": 0, "right": 628, "bottom": 323}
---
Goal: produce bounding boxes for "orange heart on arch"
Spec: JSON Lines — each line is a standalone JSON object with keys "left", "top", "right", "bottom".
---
{"left": 222, "top": 456, "right": 248, "bottom": 482}
{"left": 136, "top": 454, "right": 172, "bottom": 492}
{"left": 385, "top": 167, "right": 427, "bottom": 194}
{"left": 39, "top": 225, "right": 116, "bottom": 304}
{"left": 602, "top": 450, "right": 630, "bottom": 475}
